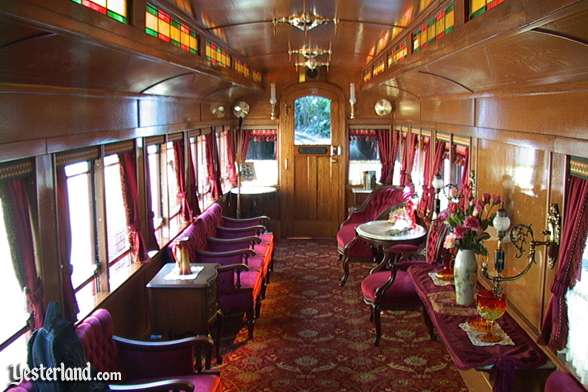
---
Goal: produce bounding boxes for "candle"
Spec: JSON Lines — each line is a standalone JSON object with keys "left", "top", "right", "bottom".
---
{"left": 349, "top": 83, "right": 356, "bottom": 103}
{"left": 270, "top": 83, "right": 277, "bottom": 105}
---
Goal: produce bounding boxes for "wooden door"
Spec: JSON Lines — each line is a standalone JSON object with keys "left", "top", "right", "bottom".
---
{"left": 279, "top": 83, "right": 346, "bottom": 238}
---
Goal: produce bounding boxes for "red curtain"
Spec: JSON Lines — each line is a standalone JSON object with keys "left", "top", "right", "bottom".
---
{"left": 376, "top": 130, "right": 392, "bottom": 184}
{"left": 400, "top": 132, "right": 418, "bottom": 186}
{"left": 236, "top": 127, "right": 252, "bottom": 163}
{"left": 186, "top": 143, "right": 201, "bottom": 217}
{"left": 119, "top": 151, "right": 149, "bottom": 262}
{"left": 540, "top": 174, "right": 588, "bottom": 350}
{"left": 417, "top": 138, "right": 433, "bottom": 215}
{"left": 0, "top": 177, "right": 44, "bottom": 328}
{"left": 172, "top": 140, "right": 192, "bottom": 222}
{"left": 205, "top": 130, "right": 223, "bottom": 200}
{"left": 143, "top": 153, "right": 160, "bottom": 251}
{"left": 458, "top": 146, "right": 471, "bottom": 208}
{"left": 56, "top": 166, "right": 79, "bottom": 322}
{"left": 226, "top": 130, "right": 238, "bottom": 187}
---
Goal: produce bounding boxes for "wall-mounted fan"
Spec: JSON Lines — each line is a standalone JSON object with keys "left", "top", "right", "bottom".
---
{"left": 233, "top": 101, "right": 250, "bottom": 118}
{"left": 211, "top": 104, "right": 225, "bottom": 118}
{"left": 374, "top": 99, "right": 392, "bottom": 116}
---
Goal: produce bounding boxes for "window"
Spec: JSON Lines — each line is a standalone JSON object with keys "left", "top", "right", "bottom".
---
{"left": 0, "top": 198, "right": 30, "bottom": 388}
{"left": 166, "top": 142, "right": 182, "bottom": 236}
{"left": 348, "top": 132, "right": 381, "bottom": 186}
{"left": 439, "top": 145, "right": 452, "bottom": 211}
{"left": 243, "top": 131, "right": 278, "bottom": 187}
{"left": 145, "top": 3, "right": 198, "bottom": 55}
{"left": 104, "top": 154, "right": 132, "bottom": 290}
{"left": 71, "top": 0, "right": 128, "bottom": 23}
{"left": 564, "top": 234, "right": 588, "bottom": 385}
{"left": 147, "top": 145, "right": 164, "bottom": 244}
{"left": 64, "top": 161, "right": 97, "bottom": 318}
{"left": 411, "top": 137, "right": 424, "bottom": 198}
{"left": 294, "top": 96, "right": 332, "bottom": 145}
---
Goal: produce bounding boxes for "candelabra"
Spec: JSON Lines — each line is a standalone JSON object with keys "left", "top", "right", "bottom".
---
{"left": 432, "top": 174, "right": 444, "bottom": 218}
{"left": 269, "top": 83, "right": 277, "bottom": 120}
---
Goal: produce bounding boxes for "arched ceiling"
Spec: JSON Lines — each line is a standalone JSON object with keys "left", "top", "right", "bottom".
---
{"left": 183, "top": 0, "right": 419, "bottom": 73}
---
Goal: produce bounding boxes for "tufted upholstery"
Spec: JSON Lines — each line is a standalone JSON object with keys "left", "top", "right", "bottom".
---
{"left": 76, "top": 309, "right": 119, "bottom": 373}
{"left": 545, "top": 371, "right": 586, "bottom": 392}
{"left": 361, "top": 271, "right": 420, "bottom": 308}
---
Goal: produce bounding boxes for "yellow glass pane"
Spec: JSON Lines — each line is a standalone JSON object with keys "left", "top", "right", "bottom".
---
{"left": 445, "top": 10, "right": 455, "bottom": 28}
{"left": 107, "top": 0, "right": 126, "bottom": 17}
{"left": 471, "top": 0, "right": 486, "bottom": 14}
{"left": 181, "top": 30, "right": 190, "bottom": 46}
{"left": 145, "top": 12, "right": 158, "bottom": 32}
{"left": 94, "top": 0, "right": 107, "bottom": 7}
{"left": 420, "top": 29, "right": 427, "bottom": 44}
{"left": 427, "top": 24, "right": 435, "bottom": 40}
{"left": 436, "top": 18, "right": 444, "bottom": 36}
{"left": 159, "top": 20, "right": 170, "bottom": 37}
{"left": 170, "top": 25, "right": 180, "bottom": 42}
{"left": 189, "top": 35, "right": 197, "bottom": 50}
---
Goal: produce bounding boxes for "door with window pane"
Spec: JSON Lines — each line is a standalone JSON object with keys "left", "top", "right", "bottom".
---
{"left": 279, "top": 83, "right": 346, "bottom": 237}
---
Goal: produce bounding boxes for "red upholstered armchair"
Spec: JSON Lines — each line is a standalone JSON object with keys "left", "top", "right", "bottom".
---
{"left": 338, "top": 186, "right": 412, "bottom": 286}
{"left": 545, "top": 371, "right": 586, "bottom": 392}
{"left": 77, "top": 309, "right": 220, "bottom": 391}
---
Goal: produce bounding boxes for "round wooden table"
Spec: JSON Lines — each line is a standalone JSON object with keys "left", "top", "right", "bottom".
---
{"left": 230, "top": 186, "right": 277, "bottom": 218}
{"left": 355, "top": 221, "right": 427, "bottom": 270}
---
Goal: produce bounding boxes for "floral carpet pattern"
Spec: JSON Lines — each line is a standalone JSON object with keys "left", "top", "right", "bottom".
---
{"left": 220, "top": 239, "right": 467, "bottom": 392}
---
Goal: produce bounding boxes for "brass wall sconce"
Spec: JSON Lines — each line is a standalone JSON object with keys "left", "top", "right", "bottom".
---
{"left": 482, "top": 203, "right": 561, "bottom": 293}
{"left": 349, "top": 83, "right": 356, "bottom": 119}
{"left": 269, "top": 83, "right": 277, "bottom": 120}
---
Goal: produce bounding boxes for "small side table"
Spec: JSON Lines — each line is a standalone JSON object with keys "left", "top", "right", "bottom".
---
{"left": 147, "top": 263, "right": 220, "bottom": 360}
{"left": 230, "top": 186, "right": 277, "bottom": 218}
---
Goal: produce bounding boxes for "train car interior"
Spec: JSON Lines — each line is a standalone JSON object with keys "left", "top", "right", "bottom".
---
{"left": 1, "top": 0, "right": 588, "bottom": 391}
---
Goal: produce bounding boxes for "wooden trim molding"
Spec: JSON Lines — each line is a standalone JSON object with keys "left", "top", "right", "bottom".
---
{"left": 570, "top": 156, "right": 588, "bottom": 179}
{"left": 56, "top": 147, "right": 100, "bottom": 166}
{"left": 103, "top": 140, "right": 134, "bottom": 155}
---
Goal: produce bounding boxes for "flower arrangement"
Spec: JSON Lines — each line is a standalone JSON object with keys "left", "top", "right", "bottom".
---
{"left": 441, "top": 192, "right": 502, "bottom": 256}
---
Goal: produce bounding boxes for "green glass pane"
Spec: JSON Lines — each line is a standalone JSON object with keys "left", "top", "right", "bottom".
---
{"left": 294, "top": 96, "right": 332, "bottom": 145}
{"left": 107, "top": 10, "right": 127, "bottom": 23}
{"left": 71, "top": 0, "right": 82, "bottom": 4}
{"left": 145, "top": 27, "right": 158, "bottom": 37}
{"left": 190, "top": 48, "right": 197, "bottom": 55}
{"left": 146, "top": 4, "right": 157, "bottom": 16}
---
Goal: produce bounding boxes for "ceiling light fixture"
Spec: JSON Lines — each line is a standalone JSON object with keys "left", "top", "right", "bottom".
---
{"left": 273, "top": 12, "right": 338, "bottom": 32}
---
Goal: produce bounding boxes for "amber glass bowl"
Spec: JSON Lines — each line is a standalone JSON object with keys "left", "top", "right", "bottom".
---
{"left": 476, "top": 291, "right": 507, "bottom": 343}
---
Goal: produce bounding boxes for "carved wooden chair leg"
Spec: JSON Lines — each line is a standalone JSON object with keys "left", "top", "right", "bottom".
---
{"left": 340, "top": 256, "right": 350, "bottom": 286}
{"left": 246, "top": 306, "right": 255, "bottom": 340}
{"left": 255, "top": 299, "right": 262, "bottom": 319}
{"left": 373, "top": 305, "right": 382, "bottom": 346}
{"left": 215, "top": 311, "right": 223, "bottom": 364}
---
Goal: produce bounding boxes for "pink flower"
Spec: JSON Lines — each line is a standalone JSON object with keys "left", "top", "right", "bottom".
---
{"left": 438, "top": 211, "right": 448, "bottom": 221}
{"left": 493, "top": 195, "right": 502, "bottom": 205}
{"left": 454, "top": 225, "right": 467, "bottom": 239}
{"left": 464, "top": 216, "right": 481, "bottom": 231}
{"left": 483, "top": 193, "right": 491, "bottom": 203}
{"left": 449, "top": 187, "right": 459, "bottom": 198}
{"left": 443, "top": 233, "right": 456, "bottom": 249}
{"left": 448, "top": 203, "right": 459, "bottom": 214}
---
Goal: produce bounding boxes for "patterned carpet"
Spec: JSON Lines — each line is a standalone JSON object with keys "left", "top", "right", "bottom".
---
{"left": 219, "top": 239, "right": 467, "bottom": 392}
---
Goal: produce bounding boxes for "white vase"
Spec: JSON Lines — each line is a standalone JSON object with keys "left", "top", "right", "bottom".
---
{"left": 454, "top": 249, "right": 477, "bottom": 306}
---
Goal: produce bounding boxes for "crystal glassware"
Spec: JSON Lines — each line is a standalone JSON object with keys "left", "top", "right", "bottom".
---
{"left": 476, "top": 291, "right": 507, "bottom": 343}
{"left": 435, "top": 249, "right": 455, "bottom": 281}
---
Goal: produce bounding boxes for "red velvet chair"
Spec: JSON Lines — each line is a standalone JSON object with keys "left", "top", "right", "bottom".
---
{"left": 8, "top": 309, "right": 220, "bottom": 392}
{"left": 361, "top": 217, "right": 448, "bottom": 346}
{"left": 338, "top": 186, "right": 411, "bottom": 286}
{"left": 545, "top": 371, "right": 586, "bottom": 392}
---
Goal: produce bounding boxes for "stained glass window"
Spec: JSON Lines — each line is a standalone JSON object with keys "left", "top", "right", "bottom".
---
{"left": 436, "top": 9, "right": 445, "bottom": 40}
{"left": 252, "top": 71, "right": 262, "bottom": 83}
{"left": 234, "top": 59, "right": 251, "bottom": 78}
{"left": 145, "top": 4, "right": 198, "bottom": 55}
{"left": 470, "top": 0, "right": 505, "bottom": 20}
{"left": 205, "top": 41, "right": 231, "bottom": 68}
{"left": 373, "top": 60, "right": 385, "bottom": 76}
{"left": 445, "top": 3, "right": 455, "bottom": 33}
{"left": 419, "top": 23, "right": 428, "bottom": 48}
{"left": 363, "top": 69, "right": 372, "bottom": 82}
{"left": 390, "top": 42, "right": 408, "bottom": 64}
{"left": 412, "top": 28, "right": 420, "bottom": 52}
{"left": 427, "top": 17, "right": 436, "bottom": 45}
{"left": 71, "top": 0, "right": 128, "bottom": 23}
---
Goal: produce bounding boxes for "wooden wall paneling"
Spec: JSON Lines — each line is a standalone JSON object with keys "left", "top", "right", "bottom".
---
{"left": 0, "top": 140, "right": 46, "bottom": 163}
{"left": 0, "top": 92, "right": 139, "bottom": 145}
{"left": 139, "top": 97, "right": 201, "bottom": 128}
{"left": 476, "top": 91, "right": 588, "bottom": 140}
{"left": 35, "top": 154, "right": 62, "bottom": 307}
{"left": 476, "top": 139, "right": 549, "bottom": 335}
{"left": 421, "top": 97, "right": 475, "bottom": 127}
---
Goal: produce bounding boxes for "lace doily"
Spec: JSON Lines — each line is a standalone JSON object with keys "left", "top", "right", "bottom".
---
{"left": 428, "top": 272, "right": 453, "bottom": 287}
{"left": 459, "top": 321, "right": 515, "bottom": 347}
{"left": 427, "top": 291, "right": 478, "bottom": 317}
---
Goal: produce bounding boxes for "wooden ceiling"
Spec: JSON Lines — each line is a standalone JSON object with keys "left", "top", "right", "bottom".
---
{"left": 183, "top": 0, "right": 419, "bottom": 72}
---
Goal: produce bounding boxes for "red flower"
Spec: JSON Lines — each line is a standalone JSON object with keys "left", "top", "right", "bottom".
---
{"left": 448, "top": 203, "right": 459, "bottom": 214}
{"left": 482, "top": 193, "right": 491, "bottom": 203}
{"left": 454, "top": 225, "right": 467, "bottom": 239}
{"left": 493, "top": 195, "right": 502, "bottom": 205}
{"left": 464, "top": 216, "right": 481, "bottom": 231}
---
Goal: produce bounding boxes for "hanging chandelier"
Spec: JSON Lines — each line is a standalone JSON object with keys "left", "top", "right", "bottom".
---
{"left": 273, "top": 12, "right": 338, "bottom": 32}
